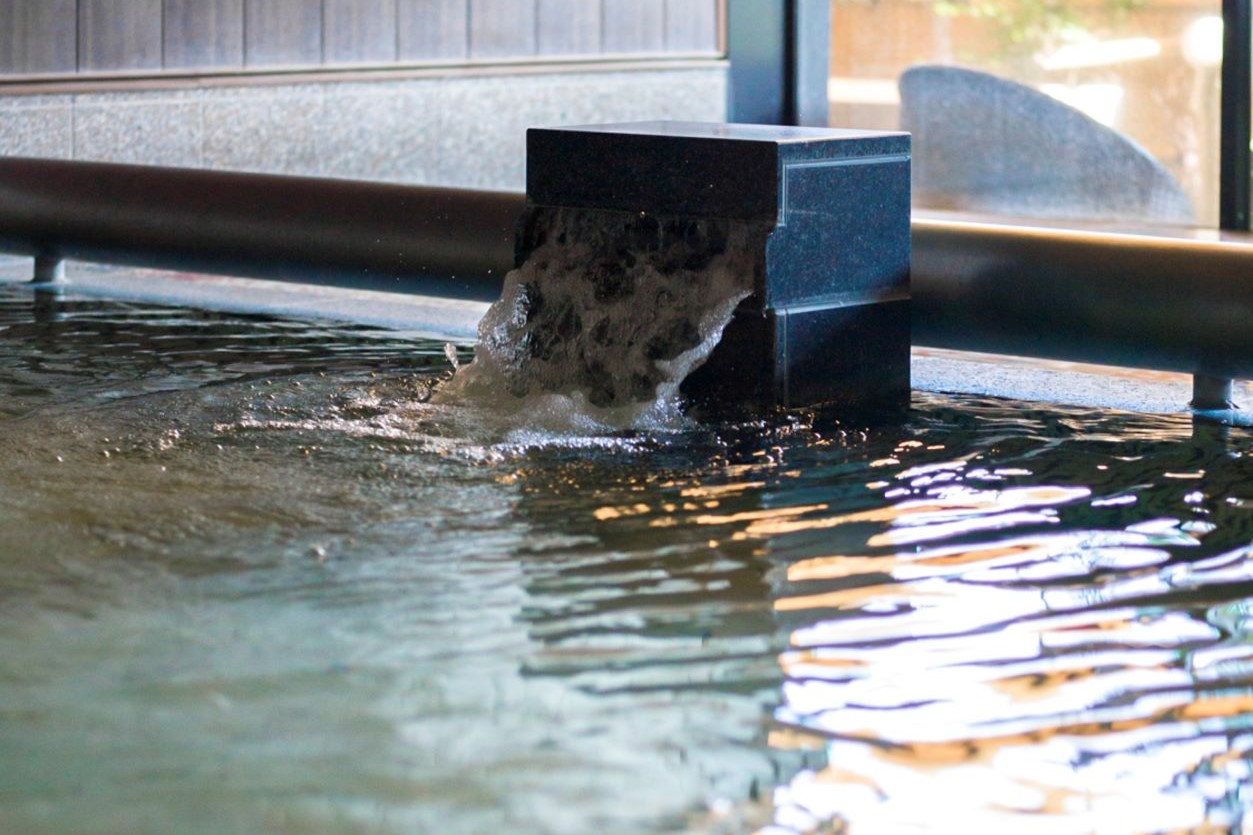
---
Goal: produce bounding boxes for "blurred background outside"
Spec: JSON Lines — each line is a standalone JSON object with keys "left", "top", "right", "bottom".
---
{"left": 828, "top": 0, "right": 1232, "bottom": 226}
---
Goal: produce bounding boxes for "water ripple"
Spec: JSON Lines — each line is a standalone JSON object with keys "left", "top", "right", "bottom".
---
{"left": 761, "top": 434, "right": 1253, "bottom": 834}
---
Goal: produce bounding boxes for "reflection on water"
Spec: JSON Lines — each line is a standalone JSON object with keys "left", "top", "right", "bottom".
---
{"left": 759, "top": 420, "right": 1252, "bottom": 834}
{"left": 0, "top": 284, "right": 1249, "bottom": 834}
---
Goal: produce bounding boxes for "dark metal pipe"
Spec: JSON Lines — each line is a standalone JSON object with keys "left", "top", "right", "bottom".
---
{"left": 0, "top": 156, "right": 524, "bottom": 301}
{"left": 912, "top": 217, "right": 1253, "bottom": 380}
{"left": 1220, "top": 0, "right": 1252, "bottom": 231}
{"left": 2, "top": 157, "right": 1251, "bottom": 382}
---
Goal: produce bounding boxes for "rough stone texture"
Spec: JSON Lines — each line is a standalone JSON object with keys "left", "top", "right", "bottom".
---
{"left": 312, "top": 83, "right": 443, "bottom": 183}
{"left": 0, "top": 67, "right": 727, "bottom": 188}
{"left": 430, "top": 71, "right": 728, "bottom": 189}
{"left": 73, "top": 93, "right": 201, "bottom": 166}
{"left": 201, "top": 85, "right": 325, "bottom": 175}
{"left": 0, "top": 96, "right": 73, "bottom": 158}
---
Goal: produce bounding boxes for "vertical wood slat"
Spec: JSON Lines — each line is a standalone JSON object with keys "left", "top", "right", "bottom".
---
{"left": 0, "top": 0, "right": 76, "bottom": 74}
{"left": 0, "top": 0, "right": 719, "bottom": 79}
{"left": 79, "top": 0, "right": 164, "bottom": 71}
{"left": 163, "top": 0, "right": 244, "bottom": 69}
{"left": 537, "top": 0, "right": 600, "bottom": 56}
{"left": 664, "top": 0, "right": 718, "bottom": 52}
{"left": 245, "top": 0, "right": 322, "bottom": 66}
{"left": 468, "top": 0, "right": 536, "bottom": 59}
{"left": 602, "top": 0, "right": 665, "bottom": 54}
{"left": 397, "top": 0, "right": 468, "bottom": 61}
{"left": 324, "top": 0, "right": 398, "bottom": 64}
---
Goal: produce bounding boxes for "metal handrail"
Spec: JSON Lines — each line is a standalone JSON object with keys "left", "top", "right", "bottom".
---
{"left": 2, "top": 157, "right": 1250, "bottom": 387}
{"left": 0, "top": 156, "right": 522, "bottom": 301}
{"left": 911, "top": 216, "right": 1253, "bottom": 382}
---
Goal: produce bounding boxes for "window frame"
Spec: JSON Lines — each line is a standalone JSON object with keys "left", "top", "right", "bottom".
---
{"left": 728, "top": 0, "right": 1252, "bottom": 232}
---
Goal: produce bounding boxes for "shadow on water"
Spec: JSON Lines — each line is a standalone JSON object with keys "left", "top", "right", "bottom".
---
{"left": 0, "top": 283, "right": 1250, "bottom": 834}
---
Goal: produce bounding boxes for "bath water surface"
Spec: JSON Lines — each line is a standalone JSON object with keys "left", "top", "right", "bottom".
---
{"left": 0, "top": 283, "right": 1250, "bottom": 834}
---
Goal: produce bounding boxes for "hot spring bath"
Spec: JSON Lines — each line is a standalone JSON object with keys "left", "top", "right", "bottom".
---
{"left": 0, "top": 277, "right": 1249, "bottom": 834}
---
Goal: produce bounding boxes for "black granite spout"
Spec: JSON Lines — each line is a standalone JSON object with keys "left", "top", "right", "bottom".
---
{"left": 526, "top": 121, "right": 912, "bottom": 414}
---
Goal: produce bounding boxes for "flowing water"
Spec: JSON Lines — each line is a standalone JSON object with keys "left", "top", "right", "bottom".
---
{"left": 437, "top": 207, "right": 760, "bottom": 428}
{"left": 0, "top": 282, "right": 1250, "bottom": 834}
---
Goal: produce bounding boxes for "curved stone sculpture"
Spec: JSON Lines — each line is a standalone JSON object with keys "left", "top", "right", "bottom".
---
{"left": 900, "top": 64, "right": 1194, "bottom": 224}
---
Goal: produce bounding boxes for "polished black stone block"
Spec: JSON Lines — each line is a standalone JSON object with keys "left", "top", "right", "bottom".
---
{"left": 526, "top": 120, "right": 911, "bottom": 414}
{"left": 688, "top": 300, "right": 911, "bottom": 412}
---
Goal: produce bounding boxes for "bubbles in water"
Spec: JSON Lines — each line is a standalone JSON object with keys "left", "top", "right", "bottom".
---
{"left": 436, "top": 207, "right": 766, "bottom": 433}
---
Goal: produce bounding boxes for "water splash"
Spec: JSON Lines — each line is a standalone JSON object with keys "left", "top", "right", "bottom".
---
{"left": 5, "top": 283, "right": 1251, "bottom": 835}
{"left": 436, "top": 207, "right": 765, "bottom": 432}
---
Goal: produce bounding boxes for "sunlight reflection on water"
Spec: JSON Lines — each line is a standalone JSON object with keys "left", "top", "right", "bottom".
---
{"left": 760, "top": 448, "right": 1253, "bottom": 835}
{"left": 0, "top": 284, "right": 1250, "bottom": 834}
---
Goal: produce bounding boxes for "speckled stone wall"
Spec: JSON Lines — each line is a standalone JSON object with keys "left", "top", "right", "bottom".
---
{"left": 0, "top": 67, "right": 727, "bottom": 190}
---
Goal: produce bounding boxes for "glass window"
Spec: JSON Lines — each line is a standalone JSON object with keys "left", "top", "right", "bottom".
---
{"left": 830, "top": 0, "right": 1224, "bottom": 226}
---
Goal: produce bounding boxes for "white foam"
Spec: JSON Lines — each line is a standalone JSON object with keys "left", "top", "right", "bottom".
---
{"left": 435, "top": 208, "right": 762, "bottom": 433}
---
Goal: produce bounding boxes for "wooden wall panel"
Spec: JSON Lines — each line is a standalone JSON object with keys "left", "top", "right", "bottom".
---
{"left": 397, "top": 0, "right": 467, "bottom": 61}
{"left": 0, "top": 0, "right": 719, "bottom": 79}
{"left": 0, "top": 0, "right": 76, "bottom": 74}
{"left": 536, "top": 0, "right": 600, "bottom": 56}
{"left": 79, "top": 0, "right": 164, "bottom": 71}
{"left": 602, "top": 0, "right": 665, "bottom": 54}
{"left": 468, "top": 0, "right": 535, "bottom": 59}
{"left": 664, "top": 0, "right": 718, "bottom": 52}
{"left": 164, "top": 0, "right": 245, "bottom": 69}
{"left": 245, "top": 0, "right": 322, "bottom": 66}
{"left": 324, "top": 0, "right": 398, "bottom": 64}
